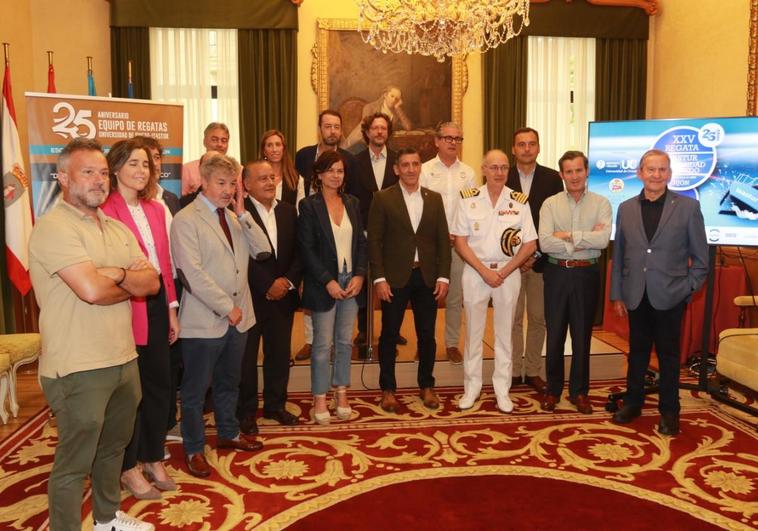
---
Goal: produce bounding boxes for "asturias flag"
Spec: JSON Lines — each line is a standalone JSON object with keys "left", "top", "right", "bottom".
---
{"left": 2, "top": 64, "right": 34, "bottom": 295}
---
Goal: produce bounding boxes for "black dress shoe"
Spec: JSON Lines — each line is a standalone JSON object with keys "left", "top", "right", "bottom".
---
{"left": 239, "top": 415, "right": 259, "bottom": 435}
{"left": 658, "top": 413, "right": 680, "bottom": 436}
{"left": 612, "top": 405, "right": 642, "bottom": 424}
{"left": 263, "top": 409, "right": 300, "bottom": 426}
{"left": 397, "top": 335, "right": 408, "bottom": 345}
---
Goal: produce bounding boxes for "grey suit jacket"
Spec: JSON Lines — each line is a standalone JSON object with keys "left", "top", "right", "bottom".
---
{"left": 610, "top": 190, "right": 708, "bottom": 311}
{"left": 170, "top": 196, "right": 271, "bottom": 338}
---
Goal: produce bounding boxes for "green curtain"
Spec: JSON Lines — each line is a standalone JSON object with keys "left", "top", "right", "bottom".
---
{"left": 110, "top": 27, "right": 151, "bottom": 99}
{"left": 593, "top": 38, "right": 648, "bottom": 324}
{"left": 237, "top": 29, "right": 297, "bottom": 164}
{"left": 595, "top": 39, "right": 648, "bottom": 122}
{"left": 482, "top": 36, "right": 528, "bottom": 153}
{"left": 110, "top": 0, "right": 298, "bottom": 30}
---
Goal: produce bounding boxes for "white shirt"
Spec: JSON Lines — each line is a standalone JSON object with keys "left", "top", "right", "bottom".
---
{"left": 420, "top": 155, "right": 476, "bottom": 228}
{"left": 330, "top": 206, "right": 353, "bottom": 273}
{"left": 452, "top": 184, "right": 537, "bottom": 263}
{"left": 251, "top": 197, "right": 278, "bottom": 257}
{"left": 400, "top": 183, "right": 423, "bottom": 262}
{"left": 518, "top": 166, "right": 536, "bottom": 197}
{"left": 370, "top": 146, "right": 388, "bottom": 191}
{"left": 126, "top": 203, "right": 161, "bottom": 274}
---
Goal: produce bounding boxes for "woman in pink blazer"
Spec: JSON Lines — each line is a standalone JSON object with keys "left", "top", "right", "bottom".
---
{"left": 103, "top": 138, "right": 179, "bottom": 499}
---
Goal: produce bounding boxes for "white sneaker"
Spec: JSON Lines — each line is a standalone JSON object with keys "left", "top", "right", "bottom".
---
{"left": 165, "top": 424, "right": 182, "bottom": 442}
{"left": 163, "top": 446, "right": 171, "bottom": 460}
{"left": 458, "top": 392, "right": 479, "bottom": 410}
{"left": 496, "top": 395, "right": 514, "bottom": 414}
{"left": 93, "top": 510, "right": 155, "bottom": 531}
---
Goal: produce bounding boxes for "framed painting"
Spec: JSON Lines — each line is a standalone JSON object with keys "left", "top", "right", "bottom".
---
{"left": 311, "top": 18, "right": 468, "bottom": 161}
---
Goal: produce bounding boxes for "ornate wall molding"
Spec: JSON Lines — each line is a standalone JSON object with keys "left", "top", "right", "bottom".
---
{"left": 748, "top": 0, "right": 757, "bottom": 116}
{"left": 530, "top": 0, "right": 659, "bottom": 15}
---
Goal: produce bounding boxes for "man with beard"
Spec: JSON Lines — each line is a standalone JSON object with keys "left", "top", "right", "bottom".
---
{"left": 29, "top": 138, "right": 159, "bottom": 531}
{"left": 346, "top": 112, "right": 405, "bottom": 354}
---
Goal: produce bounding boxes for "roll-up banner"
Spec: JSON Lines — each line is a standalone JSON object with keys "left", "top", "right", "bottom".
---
{"left": 25, "top": 92, "right": 183, "bottom": 217}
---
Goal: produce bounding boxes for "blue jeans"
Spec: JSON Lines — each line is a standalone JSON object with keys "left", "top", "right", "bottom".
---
{"left": 181, "top": 326, "right": 247, "bottom": 455}
{"left": 311, "top": 271, "right": 358, "bottom": 395}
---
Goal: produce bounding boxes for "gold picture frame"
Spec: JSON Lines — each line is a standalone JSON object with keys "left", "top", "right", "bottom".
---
{"left": 748, "top": 0, "right": 757, "bottom": 116}
{"left": 310, "top": 18, "right": 468, "bottom": 158}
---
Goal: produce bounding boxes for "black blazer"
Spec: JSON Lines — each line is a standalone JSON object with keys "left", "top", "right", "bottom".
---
{"left": 161, "top": 188, "right": 181, "bottom": 216}
{"left": 244, "top": 197, "right": 302, "bottom": 319}
{"left": 347, "top": 147, "right": 398, "bottom": 228}
{"left": 506, "top": 163, "right": 563, "bottom": 272}
{"left": 367, "top": 184, "right": 451, "bottom": 289}
{"left": 294, "top": 145, "right": 358, "bottom": 196}
{"left": 298, "top": 192, "right": 368, "bottom": 312}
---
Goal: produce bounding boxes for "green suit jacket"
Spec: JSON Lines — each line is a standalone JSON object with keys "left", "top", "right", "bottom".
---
{"left": 367, "top": 183, "right": 451, "bottom": 288}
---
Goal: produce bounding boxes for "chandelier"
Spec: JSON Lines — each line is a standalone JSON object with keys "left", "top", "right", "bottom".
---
{"left": 356, "top": 0, "right": 530, "bottom": 62}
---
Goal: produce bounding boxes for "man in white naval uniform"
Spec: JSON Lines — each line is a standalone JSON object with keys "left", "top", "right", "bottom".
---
{"left": 451, "top": 149, "right": 537, "bottom": 413}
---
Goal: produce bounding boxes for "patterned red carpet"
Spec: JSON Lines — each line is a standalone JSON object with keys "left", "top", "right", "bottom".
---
{"left": 1, "top": 381, "right": 756, "bottom": 530}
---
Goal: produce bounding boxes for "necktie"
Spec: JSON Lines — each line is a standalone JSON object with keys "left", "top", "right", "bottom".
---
{"left": 216, "top": 208, "right": 234, "bottom": 251}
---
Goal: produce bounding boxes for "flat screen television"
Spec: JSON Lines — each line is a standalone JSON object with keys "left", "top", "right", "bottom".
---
{"left": 586, "top": 117, "right": 758, "bottom": 245}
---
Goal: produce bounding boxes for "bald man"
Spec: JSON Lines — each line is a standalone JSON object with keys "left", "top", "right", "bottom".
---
{"left": 451, "top": 150, "right": 537, "bottom": 413}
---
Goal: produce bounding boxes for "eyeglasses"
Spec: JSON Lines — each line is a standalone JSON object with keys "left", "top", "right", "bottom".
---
{"left": 438, "top": 135, "right": 464, "bottom": 144}
{"left": 485, "top": 164, "right": 509, "bottom": 172}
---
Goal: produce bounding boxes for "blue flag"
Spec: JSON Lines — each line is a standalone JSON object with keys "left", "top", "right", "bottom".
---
{"left": 87, "top": 71, "right": 96, "bottom": 96}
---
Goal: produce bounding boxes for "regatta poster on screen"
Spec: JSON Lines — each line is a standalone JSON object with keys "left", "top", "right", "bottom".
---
{"left": 25, "top": 92, "right": 183, "bottom": 217}
{"left": 587, "top": 117, "right": 758, "bottom": 246}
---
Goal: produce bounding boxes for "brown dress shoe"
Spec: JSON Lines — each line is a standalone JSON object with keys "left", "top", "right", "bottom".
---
{"left": 185, "top": 452, "right": 211, "bottom": 478}
{"left": 217, "top": 433, "right": 264, "bottom": 452}
{"left": 540, "top": 394, "right": 558, "bottom": 412}
{"left": 569, "top": 394, "right": 593, "bottom": 414}
{"left": 295, "top": 343, "right": 312, "bottom": 361}
{"left": 525, "top": 375, "right": 547, "bottom": 394}
{"left": 380, "top": 390, "right": 399, "bottom": 412}
{"left": 420, "top": 387, "right": 440, "bottom": 409}
{"left": 446, "top": 346, "right": 463, "bottom": 364}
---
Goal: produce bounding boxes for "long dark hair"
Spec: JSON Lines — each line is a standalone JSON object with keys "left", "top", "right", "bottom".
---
{"left": 106, "top": 139, "right": 157, "bottom": 200}
{"left": 311, "top": 150, "right": 346, "bottom": 194}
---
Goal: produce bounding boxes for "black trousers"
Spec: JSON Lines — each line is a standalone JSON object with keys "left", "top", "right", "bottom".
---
{"left": 379, "top": 268, "right": 437, "bottom": 391}
{"left": 626, "top": 291, "right": 686, "bottom": 414}
{"left": 543, "top": 262, "right": 599, "bottom": 398}
{"left": 123, "top": 280, "right": 171, "bottom": 468}
{"left": 237, "top": 304, "right": 295, "bottom": 419}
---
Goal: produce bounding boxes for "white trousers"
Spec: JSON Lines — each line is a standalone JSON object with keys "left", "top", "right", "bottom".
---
{"left": 462, "top": 263, "right": 521, "bottom": 399}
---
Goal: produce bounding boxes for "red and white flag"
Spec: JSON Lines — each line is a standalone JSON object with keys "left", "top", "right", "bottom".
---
{"left": 2, "top": 64, "right": 33, "bottom": 295}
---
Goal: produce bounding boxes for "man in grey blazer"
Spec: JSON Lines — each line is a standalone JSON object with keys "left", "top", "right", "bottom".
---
{"left": 171, "top": 153, "right": 272, "bottom": 477}
{"left": 610, "top": 149, "right": 708, "bottom": 436}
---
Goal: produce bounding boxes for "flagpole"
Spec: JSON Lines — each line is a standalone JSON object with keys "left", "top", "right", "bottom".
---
{"left": 3, "top": 43, "right": 9, "bottom": 67}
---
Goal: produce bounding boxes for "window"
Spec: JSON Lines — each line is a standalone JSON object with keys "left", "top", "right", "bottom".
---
{"left": 527, "top": 37, "right": 595, "bottom": 170}
{"left": 149, "top": 28, "right": 240, "bottom": 162}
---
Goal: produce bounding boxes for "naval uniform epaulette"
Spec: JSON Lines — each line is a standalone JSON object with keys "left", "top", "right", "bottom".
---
{"left": 460, "top": 187, "right": 480, "bottom": 199}
{"left": 510, "top": 190, "right": 528, "bottom": 204}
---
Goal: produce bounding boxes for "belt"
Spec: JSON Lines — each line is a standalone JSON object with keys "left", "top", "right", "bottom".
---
{"left": 547, "top": 257, "right": 598, "bottom": 268}
{"left": 487, "top": 262, "right": 505, "bottom": 269}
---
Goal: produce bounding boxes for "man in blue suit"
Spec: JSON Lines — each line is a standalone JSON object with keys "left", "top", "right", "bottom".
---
{"left": 610, "top": 149, "right": 708, "bottom": 436}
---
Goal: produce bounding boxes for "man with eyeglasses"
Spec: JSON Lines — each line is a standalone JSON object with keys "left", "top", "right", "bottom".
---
{"left": 507, "top": 127, "right": 563, "bottom": 394}
{"left": 420, "top": 122, "right": 476, "bottom": 365}
{"left": 451, "top": 149, "right": 537, "bottom": 413}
